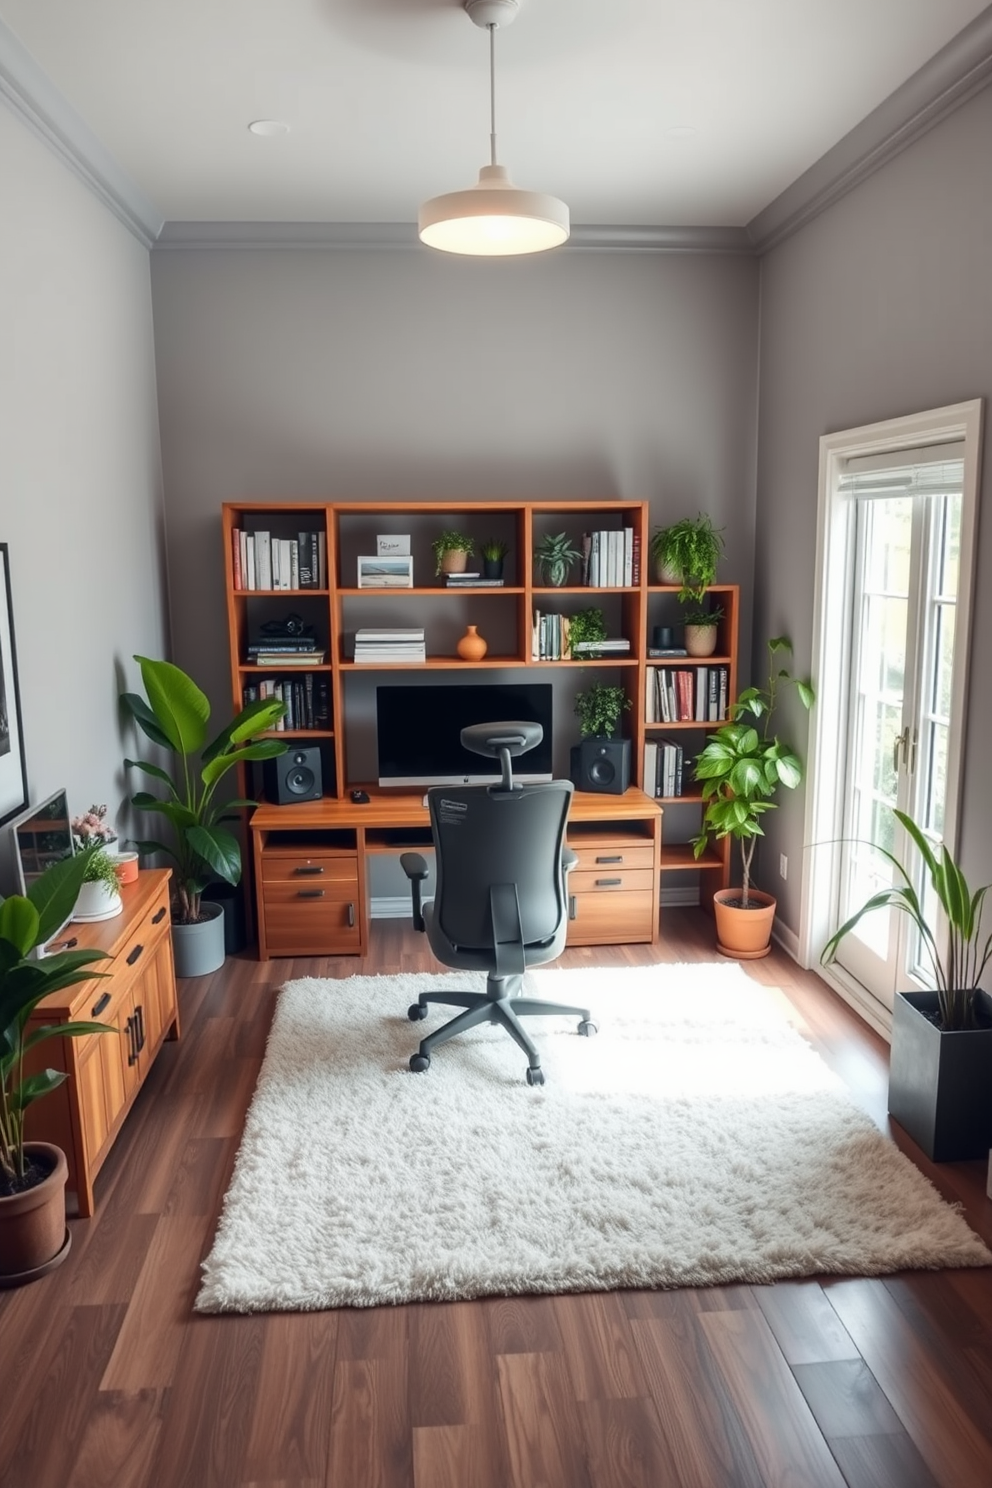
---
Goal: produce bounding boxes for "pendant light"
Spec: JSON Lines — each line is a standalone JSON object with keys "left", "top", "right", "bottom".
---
{"left": 419, "top": 0, "right": 569, "bottom": 257}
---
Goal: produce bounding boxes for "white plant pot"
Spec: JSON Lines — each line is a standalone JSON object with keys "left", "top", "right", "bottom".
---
{"left": 72, "top": 880, "right": 123, "bottom": 923}
{"left": 171, "top": 902, "right": 226, "bottom": 978}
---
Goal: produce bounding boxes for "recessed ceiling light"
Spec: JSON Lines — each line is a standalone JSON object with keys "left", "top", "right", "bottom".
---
{"left": 666, "top": 125, "right": 697, "bottom": 139}
{"left": 248, "top": 120, "right": 290, "bottom": 137}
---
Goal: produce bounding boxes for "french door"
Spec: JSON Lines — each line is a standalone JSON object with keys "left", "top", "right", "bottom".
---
{"left": 803, "top": 402, "right": 982, "bottom": 1033}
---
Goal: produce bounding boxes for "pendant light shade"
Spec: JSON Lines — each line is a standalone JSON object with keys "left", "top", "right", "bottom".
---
{"left": 418, "top": 1, "right": 569, "bottom": 257}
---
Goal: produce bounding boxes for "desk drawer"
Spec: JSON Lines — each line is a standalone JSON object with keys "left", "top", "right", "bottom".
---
{"left": 568, "top": 868, "right": 655, "bottom": 896}
{"left": 568, "top": 844, "right": 655, "bottom": 874}
{"left": 261, "top": 851, "right": 359, "bottom": 887}
{"left": 566, "top": 890, "right": 656, "bottom": 945}
{"left": 261, "top": 880, "right": 361, "bottom": 955}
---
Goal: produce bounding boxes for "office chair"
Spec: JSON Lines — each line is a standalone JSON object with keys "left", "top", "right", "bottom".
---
{"left": 400, "top": 721, "right": 597, "bottom": 1085}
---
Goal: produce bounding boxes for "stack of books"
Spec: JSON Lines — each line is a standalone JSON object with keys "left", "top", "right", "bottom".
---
{"left": 444, "top": 572, "right": 505, "bottom": 588}
{"left": 580, "top": 529, "right": 638, "bottom": 587}
{"left": 243, "top": 675, "right": 330, "bottom": 731}
{"left": 247, "top": 637, "right": 326, "bottom": 666}
{"left": 233, "top": 529, "right": 326, "bottom": 591}
{"left": 571, "top": 638, "right": 631, "bottom": 656}
{"left": 354, "top": 628, "right": 426, "bottom": 663}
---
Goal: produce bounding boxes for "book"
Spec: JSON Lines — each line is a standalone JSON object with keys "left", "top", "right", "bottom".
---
{"left": 648, "top": 647, "right": 688, "bottom": 657}
{"left": 316, "top": 531, "right": 327, "bottom": 589}
{"left": 245, "top": 533, "right": 256, "bottom": 590}
{"left": 298, "top": 531, "right": 315, "bottom": 588}
{"left": 248, "top": 639, "right": 322, "bottom": 652}
{"left": 250, "top": 652, "right": 325, "bottom": 666}
{"left": 255, "top": 531, "right": 272, "bottom": 590}
{"left": 572, "top": 638, "right": 630, "bottom": 652}
{"left": 643, "top": 739, "right": 659, "bottom": 798}
{"left": 232, "top": 529, "right": 243, "bottom": 589}
{"left": 355, "top": 628, "right": 425, "bottom": 641}
{"left": 444, "top": 577, "right": 505, "bottom": 587}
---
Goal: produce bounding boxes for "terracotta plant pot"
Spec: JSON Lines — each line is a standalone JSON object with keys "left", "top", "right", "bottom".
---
{"left": 712, "top": 887, "right": 777, "bottom": 960}
{"left": 684, "top": 623, "right": 719, "bottom": 658}
{"left": 0, "top": 1142, "right": 71, "bottom": 1286}
{"left": 456, "top": 624, "right": 488, "bottom": 661}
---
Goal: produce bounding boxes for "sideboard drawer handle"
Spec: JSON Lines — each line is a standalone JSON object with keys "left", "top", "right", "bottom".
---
{"left": 596, "top": 855, "right": 623, "bottom": 864}
{"left": 568, "top": 895, "right": 577, "bottom": 920}
{"left": 595, "top": 878, "right": 622, "bottom": 888}
{"left": 297, "top": 889, "right": 325, "bottom": 899}
{"left": 91, "top": 992, "right": 111, "bottom": 1017}
{"left": 152, "top": 906, "right": 167, "bottom": 924}
{"left": 126, "top": 944, "right": 145, "bottom": 966}
{"left": 347, "top": 902, "right": 355, "bottom": 927}
{"left": 294, "top": 865, "right": 325, "bottom": 875}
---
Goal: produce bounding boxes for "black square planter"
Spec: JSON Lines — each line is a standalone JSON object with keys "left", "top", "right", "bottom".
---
{"left": 888, "top": 989, "right": 992, "bottom": 1162}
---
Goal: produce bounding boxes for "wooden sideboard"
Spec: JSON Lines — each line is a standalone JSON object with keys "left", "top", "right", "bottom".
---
{"left": 251, "top": 787, "right": 662, "bottom": 958}
{"left": 25, "top": 869, "right": 180, "bottom": 1217}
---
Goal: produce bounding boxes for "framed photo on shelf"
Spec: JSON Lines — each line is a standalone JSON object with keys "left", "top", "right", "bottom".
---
{"left": 0, "top": 544, "right": 28, "bottom": 827}
{"left": 357, "top": 555, "right": 415, "bottom": 588}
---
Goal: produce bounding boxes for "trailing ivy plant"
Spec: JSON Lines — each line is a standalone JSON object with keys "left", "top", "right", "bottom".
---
{"left": 650, "top": 514, "right": 724, "bottom": 599}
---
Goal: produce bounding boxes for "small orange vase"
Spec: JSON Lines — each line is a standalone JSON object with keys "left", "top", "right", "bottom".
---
{"left": 457, "top": 625, "right": 488, "bottom": 661}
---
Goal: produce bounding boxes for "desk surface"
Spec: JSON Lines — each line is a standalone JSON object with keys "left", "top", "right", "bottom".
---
{"left": 250, "top": 785, "right": 661, "bottom": 833}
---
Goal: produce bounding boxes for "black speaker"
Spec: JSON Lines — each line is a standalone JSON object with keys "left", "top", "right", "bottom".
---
{"left": 570, "top": 738, "right": 631, "bottom": 795}
{"left": 263, "top": 746, "right": 323, "bottom": 804}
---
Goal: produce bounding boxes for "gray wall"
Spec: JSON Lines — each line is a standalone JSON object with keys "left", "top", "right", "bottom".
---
{"left": 0, "top": 106, "right": 168, "bottom": 890}
{"left": 756, "top": 83, "right": 992, "bottom": 938}
{"left": 150, "top": 246, "right": 760, "bottom": 893}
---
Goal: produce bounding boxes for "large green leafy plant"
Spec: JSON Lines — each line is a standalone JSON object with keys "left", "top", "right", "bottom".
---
{"left": 650, "top": 514, "right": 724, "bottom": 599}
{"left": 692, "top": 638, "right": 814, "bottom": 906}
{"left": 821, "top": 808, "right": 992, "bottom": 1031}
{"left": 122, "top": 656, "right": 287, "bottom": 924}
{"left": 574, "top": 683, "right": 630, "bottom": 739}
{"left": 1, "top": 851, "right": 111, "bottom": 1193}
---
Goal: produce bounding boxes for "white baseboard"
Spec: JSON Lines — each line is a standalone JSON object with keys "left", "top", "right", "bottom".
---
{"left": 771, "top": 918, "right": 801, "bottom": 962}
{"left": 372, "top": 896, "right": 416, "bottom": 920}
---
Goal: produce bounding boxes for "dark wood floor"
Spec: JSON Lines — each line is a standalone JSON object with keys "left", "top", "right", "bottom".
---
{"left": 2, "top": 910, "right": 991, "bottom": 1488}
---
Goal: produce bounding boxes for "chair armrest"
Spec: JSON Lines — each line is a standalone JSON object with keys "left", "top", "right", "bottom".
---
{"left": 562, "top": 847, "right": 578, "bottom": 874}
{"left": 400, "top": 852, "right": 430, "bottom": 933}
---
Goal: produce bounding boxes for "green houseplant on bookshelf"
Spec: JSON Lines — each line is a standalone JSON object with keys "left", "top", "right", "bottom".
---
{"left": 0, "top": 850, "right": 112, "bottom": 1283}
{"left": 821, "top": 807, "right": 992, "bottom": 1161}
{"left": 572, "top": 683, "right": 632, "bottom": 792}
{"left": 536, "top": 532, "right": 582, "bottom": 588}
{"left": 679, "top": 600, "right": 724, "bottom": 659}
{"left": 650, "top": 514, "right": 724, "bottom": 598}
{"left": 122, "top": 656, "right": 287, "bottom": 977}
{"left": 692, "top": 637, "right": 814, "bottom": 958}
{"left": 432, "top": 530, "right": 475, "bottom": 577}
{"left": 479, "top": 538, "right": 508, "bottom": 581}
{"left": 567, "top": 607, "right": 607, "bottom": 659}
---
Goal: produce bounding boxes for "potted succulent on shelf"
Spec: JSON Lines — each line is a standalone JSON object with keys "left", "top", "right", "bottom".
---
{"left": 121, "top": 656, "right": 287, "bottom": 978}
{"left": 480, "top": 539, "right": 508, "bottom": 581}
{"left": 650, "top": 514, "right": 724, "bottom": 598}
{"left": 536, "top": 532, "right": 582, "bottom": 588}
{"left": 821, "top": 808, "right": 992, "bottom": 1161}
{"left": 71, "top": 844, "right": 124, "bottom": 923}
{"left": 692, "top": 637, "right": 814, "bottom": 958}
{"left": 432, "top": 530, "right": 475, "bottom": 577}
{"left": 0, "top": 850, "right": 112, "bottom": 1284}
{"left": 679, "top": 600, "right": 725, "bottom": 659}
{"left": 572, "top": 683, "right": 632, "bottom": 793}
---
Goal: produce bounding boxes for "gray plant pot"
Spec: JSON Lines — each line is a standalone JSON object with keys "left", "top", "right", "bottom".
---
{"left": 171, "top": 902, "right": 225, "bottom": 978}
{"left": 888, "top": 988, "right": 992, "bottom": 1161}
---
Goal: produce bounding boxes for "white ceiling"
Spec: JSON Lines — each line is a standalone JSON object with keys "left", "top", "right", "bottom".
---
{"left": 0, "top": 0, "right": 989, "bottom": 229}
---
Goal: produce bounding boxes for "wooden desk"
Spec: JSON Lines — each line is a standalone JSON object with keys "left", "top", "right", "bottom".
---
{"left": 250, "top": 787, "right": 662, "bottom": 958}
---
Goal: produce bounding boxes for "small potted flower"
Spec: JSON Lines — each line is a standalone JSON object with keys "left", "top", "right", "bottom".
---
{"left": 480, "top": 538, "right": 508, "bottom": 581}
{"left": 72, "top": 844, "right": 124, "bottom": 922}
{"left": 71, "top": 803, "right": 117, "bottom": 854}
{"left": 432, "top": 530, "right": 475, "bottom": 577}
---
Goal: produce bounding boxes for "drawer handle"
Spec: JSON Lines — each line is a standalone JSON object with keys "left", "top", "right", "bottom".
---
{"left": 126, "top": 1015, "right": 138, "bottom": 1066}
{"left": 127, "top": 943, "right": 145, "bottom": 966}
{"left": 91, "top": 992, "right": 111, "bottom": 1017}
{"left": 297, "top": 889, "right": 325, "bottom": 899}
{"left": 347, "top": 902, "right": 355, "bottom": 928}
{"left": 568, "top": 895, "right": 577, "bottom": 921}
{"left": 596, "top": 855, "right": 623, "bottom": 864}
{"left": 595, "top": 878, "right": 622, "bottom": 887}
{"left": 152, "top": 906, "right": 167, "bottom": 924}
{"left": 294, "top": 865, "right": 325, "bottom": 875}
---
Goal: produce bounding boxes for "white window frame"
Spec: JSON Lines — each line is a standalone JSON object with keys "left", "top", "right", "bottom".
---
{"left": 799, "top": 400, "right": 984, "bottom": 1038}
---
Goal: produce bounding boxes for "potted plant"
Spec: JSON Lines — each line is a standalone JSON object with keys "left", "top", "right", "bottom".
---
{"left": 0, "top": 850, "right": 112, "bottom": 1283}
{"left": 536, "top": 532, "right": 582, "bottom": 588}
{"left": 692, "top": 637, "right": 814, "bottom": 958}
{"left": 71, "top": 844, "right": 123, "bottom": 923}
{"left": 567, "top": 607, "right": 607, "bottom": 660}
{"left": 121, "top": 655, "right": 287, "bottom": 978}
{"left": 650, "top": 514, "right": 724, "bottom": 598}
{"left": 572, "top": 683, "right": 632, "bottom": 794}
{"left": 821, "top": 808, "right": 992, "bottom": 1161}
{"left": 480, "top": 538, "right": 508, "bottom": 581}
{"left": 71, "top": 802, "right": 117, "bottom": 855}
{"left": 432, "top": 530, "right": 475, "bottom": 577}
{"left": 679, "top": 600, "right": 725, "bottom": 659}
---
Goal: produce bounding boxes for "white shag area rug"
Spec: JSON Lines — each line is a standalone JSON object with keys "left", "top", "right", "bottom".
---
{"left": 196, "top": 964, "right": 990, "bottom": 1313}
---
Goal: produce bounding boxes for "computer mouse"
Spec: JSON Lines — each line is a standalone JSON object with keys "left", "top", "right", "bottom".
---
{"left": 351, "top": 789, "right": 370, "bottom": 804}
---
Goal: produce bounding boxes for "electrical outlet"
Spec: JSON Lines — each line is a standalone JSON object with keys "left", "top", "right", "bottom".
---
{"left": 779, "top": 854, "right": 788, "bottom": 881}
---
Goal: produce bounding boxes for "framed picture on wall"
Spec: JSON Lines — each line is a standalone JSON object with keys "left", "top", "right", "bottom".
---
{"left": 0, "top": 544, "right": 28, "bottom": 827}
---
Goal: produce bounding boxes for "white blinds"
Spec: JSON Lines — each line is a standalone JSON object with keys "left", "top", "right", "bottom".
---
{"left": 838, "top": 441, "right": 965, "bottom": 499}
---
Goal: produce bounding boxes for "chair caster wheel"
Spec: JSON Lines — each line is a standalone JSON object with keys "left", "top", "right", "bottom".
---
{"left": 526, "top": 1066, "right": 545, "bottom": 1086}
{"left": 578, "top": 1020, "right": 598, "bottom": 1037}
{"left": 409, "top": 1053, "right": 431, "bottom": 1073}
{"left": 408, "top": 1003, "right": 428, "bottom": 1021}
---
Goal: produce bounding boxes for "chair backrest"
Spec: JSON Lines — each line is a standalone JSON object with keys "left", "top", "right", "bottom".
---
{"left": 427, "top": 780, "right": 573, "bottom": 951}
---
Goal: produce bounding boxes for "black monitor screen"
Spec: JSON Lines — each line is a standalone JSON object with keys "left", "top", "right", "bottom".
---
{"left": 376, "top": 683, "right": 553, "bottom": 786}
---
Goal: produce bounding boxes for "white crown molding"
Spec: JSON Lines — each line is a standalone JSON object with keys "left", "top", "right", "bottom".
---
{"left": 0, "top": 18, "right": 162, "bottom": 247}
{"left": 153, "top": 220, "right": 754, "bottom": 253}
{"left": 748, "top": 4, "right": 992, "bottom": 253}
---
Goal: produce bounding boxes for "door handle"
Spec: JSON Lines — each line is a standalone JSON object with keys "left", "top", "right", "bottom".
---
{"left": 347, "top": 902, "right": 355, "bottom": 928}
{"left": 893, "top": 727, "right": 910, "bottom": 772}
